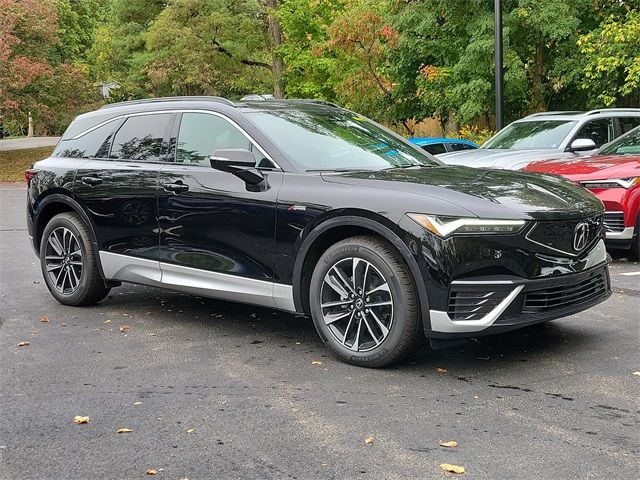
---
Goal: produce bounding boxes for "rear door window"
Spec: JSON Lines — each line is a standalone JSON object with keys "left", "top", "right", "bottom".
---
{"left": 110, "top": 114, "right": 172, "bottom": 161}
{"left": 574, "top": 119, "right": 614, "bottom": 148}
{"left": 449, "top": 142, "right": 475, "bottom": 151}
{"left": 422, "top": 143, "right": 447, "bottom": 155}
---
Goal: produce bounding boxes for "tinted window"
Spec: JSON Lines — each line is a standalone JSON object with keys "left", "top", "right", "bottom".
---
{"left": 619, "top": 117, "right": 640, "bottom": 134}
{"left": 53, "top": 120, "right": 119, "bottom": 159}
{"left": 422, "top": 143, "right": 446, "bottom": 155}
{"left": 483, "top": 120, "right": 577, "bottom": 149}
{"left": 573, "top": 119, "right": 614, "bottom": 148}
{"left": 598, "top": 126, "right": 640, "bottom": 155}
{"left": 110, "top": 114, "right": 171, "bottom": 161}
{"left": 175, "top": 113, "right": 256, "bottom": 165}
{"left": 449, "top": 142, "right": 475, "bottom": 151}
{"left": 247, "top": 109, "right": 440, "bottom": 171}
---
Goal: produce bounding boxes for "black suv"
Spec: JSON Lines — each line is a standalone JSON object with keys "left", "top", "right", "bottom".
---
{"left": 27, "top": 97, "right": 611, "bottom": 367}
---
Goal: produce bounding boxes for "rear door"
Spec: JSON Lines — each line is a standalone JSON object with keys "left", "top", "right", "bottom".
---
{"left": 73, "top": 113, "right": 173, "bottom": 275}
{"left": 156, "top": 111, "right": 284, "bottom": 303}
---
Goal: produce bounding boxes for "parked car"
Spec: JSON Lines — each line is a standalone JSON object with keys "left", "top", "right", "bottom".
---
{"left": 525, "top": 126, "right": 640, "bottom": 257}
{"left": 439, "top": 109, "right": 640, "bottom": 170}
{"left": 27, "top": 96, "right": 611, "bottom": 367}
{"left": 408, "top": 137, "right": 478, "bottom": 155}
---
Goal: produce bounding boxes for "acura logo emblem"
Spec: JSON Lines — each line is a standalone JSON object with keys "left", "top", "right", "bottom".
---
{"left": 573, "top": 222, "right": 589, "bottom": 251}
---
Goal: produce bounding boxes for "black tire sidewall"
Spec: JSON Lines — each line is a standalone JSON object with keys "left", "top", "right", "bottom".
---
{"left": 40, "top": 214, "right": 97, "bottom": 305}
{"left": 309, "top": 239, "right": 415, "bottom": 367}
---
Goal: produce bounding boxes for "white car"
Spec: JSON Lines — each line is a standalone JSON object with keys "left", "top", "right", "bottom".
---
{"left": 439, "top": 108, "right": 640, "bottom": 170}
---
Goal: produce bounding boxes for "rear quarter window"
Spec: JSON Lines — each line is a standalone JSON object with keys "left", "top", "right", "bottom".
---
{"left": 52, "top": 120, "right": 120, "bottom": 159}
{"left": 422, "top": 143, "right": 447, "bottom": 155}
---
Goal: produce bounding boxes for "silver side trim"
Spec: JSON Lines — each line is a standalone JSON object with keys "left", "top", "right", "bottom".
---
{"left": 100, "top": 252, "right": 162, "bottom": 286}
{"left": 606, "top": 226, "right": 634, "bottom": 240}
{"left": 429, "top": 285, "right": 524, "bottom": 333}
{"left": 99, "top": 251, "right": 296, "bottom": 312}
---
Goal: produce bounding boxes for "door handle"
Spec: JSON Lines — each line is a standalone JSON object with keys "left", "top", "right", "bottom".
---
{"left": 163, "top": 182, "right": 189, "bottom": 193}
{"left": 81, "top": 176, "right": 103, "bottom": 186}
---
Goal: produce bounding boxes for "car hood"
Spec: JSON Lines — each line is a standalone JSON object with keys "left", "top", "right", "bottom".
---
{"left": 321, "top": 166, "right": 603, "bottom": 221}
{"left": 438, "top": 148, "right": 570, "bottom": 169}
{"left": 524, "top": 154, "right": 640, "bottom": 181}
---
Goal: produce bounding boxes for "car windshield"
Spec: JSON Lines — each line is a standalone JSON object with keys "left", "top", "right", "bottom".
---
{"left": 598, "top": 126, "right": 640, "bottom": 155}
{"left": 483, "top": 120, "right": 577, "bottom": 150}
{"left": 245, "top": 108, "right": 441, "bottom": 171}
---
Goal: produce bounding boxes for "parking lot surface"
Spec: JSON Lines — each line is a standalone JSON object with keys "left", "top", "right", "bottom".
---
{"left": 1, "top": 183, "right": 638, "bottom": 479}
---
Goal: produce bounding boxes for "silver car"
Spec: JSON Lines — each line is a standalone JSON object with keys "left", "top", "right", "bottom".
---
{"left": 439, "top": 108, "right": 640, "bottom": 170}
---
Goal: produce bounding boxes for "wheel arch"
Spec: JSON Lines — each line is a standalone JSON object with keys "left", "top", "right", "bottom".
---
{"left": 292, "top": 214, "right": 431, "bottom": 330}
{"left": 33, "top": 194, "right": 102, "bottom": 270}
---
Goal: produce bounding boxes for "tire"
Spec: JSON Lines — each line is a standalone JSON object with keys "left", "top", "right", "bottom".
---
{"left": 631, "top": 214, "right": 640, "bottom": 260}
{"left": 309, "top": 235, "right": 421, "bottom": 367}
{"left": 40, "top": 212, "right": 110, "bottom": 306}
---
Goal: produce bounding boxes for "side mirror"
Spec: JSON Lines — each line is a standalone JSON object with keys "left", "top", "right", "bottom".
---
{"left": 210, "top": 148, "right": 265, "bottom": 187}
{"left": 567, "top": 138, "right": 596, "bottom": 153}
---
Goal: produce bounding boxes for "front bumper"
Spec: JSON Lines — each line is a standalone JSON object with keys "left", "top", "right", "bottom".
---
{"left": 429, "top": 260, "right": 610, "bottom": 336}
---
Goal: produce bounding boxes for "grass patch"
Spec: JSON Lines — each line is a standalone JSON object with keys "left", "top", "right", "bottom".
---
{"left": 0, "top": 146, "right": 54, "bottom": 182}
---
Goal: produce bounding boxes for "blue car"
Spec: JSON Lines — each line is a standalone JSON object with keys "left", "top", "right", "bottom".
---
{"left": 409, "top": 137, "right": 478, "bottom": 156}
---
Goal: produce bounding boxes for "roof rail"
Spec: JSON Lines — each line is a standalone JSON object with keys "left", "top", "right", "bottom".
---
{"left": 525, "top": 111, "right": 582, "bottom": 117}
{"left": 584, "top": 108, "right": 640, "bottom": 115}
{"left": 238, "top": 96, "right": 341, "bottom": 108}
{"left": 99, "top": 96, "right": 235, "bottom": 110}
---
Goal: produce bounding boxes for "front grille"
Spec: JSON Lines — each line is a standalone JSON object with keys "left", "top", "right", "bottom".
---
{"left": 523, "top": 269, "right": 608, "bottom": 314}
{"left": 526, "top": 215, "right": 603, "bottom": 255}
{"left": 603, "top": 212, "right": 625, "bottom": 232}
{"left": 448, "top": 285, "right": 513, "bottom": 320}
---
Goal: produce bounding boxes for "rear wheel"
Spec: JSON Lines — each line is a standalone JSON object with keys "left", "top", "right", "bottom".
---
{"left": 309, "top": 235, "right": 421, "bottom": 367}
{"left": 40, "top": 212, "right": 110, "bottom": 306}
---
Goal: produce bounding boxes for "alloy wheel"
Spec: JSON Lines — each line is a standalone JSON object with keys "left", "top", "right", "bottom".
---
{"left": 45, "top": 227, "right": 83, "bottom": 295}
{"left": 320, "top": 257, "right": 394, "bottom": 352}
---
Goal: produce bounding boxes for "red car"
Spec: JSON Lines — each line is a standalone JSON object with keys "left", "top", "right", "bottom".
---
{"left": 525, "top": 127, "right": 640, "bottom": 257}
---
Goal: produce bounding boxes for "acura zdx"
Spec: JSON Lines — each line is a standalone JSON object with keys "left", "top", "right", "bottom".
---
{"left": 26, "top": 97, "right": 611, "bottom": 367}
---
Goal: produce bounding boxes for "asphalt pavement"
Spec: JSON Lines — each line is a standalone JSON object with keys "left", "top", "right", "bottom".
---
{"left": 1, "top": 183, "right": 638, "bottom": 479}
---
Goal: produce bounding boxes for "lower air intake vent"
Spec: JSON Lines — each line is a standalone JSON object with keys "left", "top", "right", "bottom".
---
{"left": 523, "top": 269, "right": 608, "bottom": 313}
{"left": 447, "top": 285, "right": 513, "bottom": 321}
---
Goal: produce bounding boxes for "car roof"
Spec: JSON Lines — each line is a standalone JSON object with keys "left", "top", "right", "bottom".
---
{"left": 515, "top": 108, "right": 640, "bottom": 122}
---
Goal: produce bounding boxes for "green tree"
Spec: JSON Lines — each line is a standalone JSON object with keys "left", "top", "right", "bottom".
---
{"left": 578, "top": 8, "right": 640, "bottom": 106}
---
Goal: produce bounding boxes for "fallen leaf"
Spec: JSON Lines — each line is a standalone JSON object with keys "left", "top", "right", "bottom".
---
{"left": 439, "top": 440, "right": 458, "bottom": 448}
{"left": 74, "top": 416, "right": 90, "bottom": 424}
{"left": 103, "top": 320, "right": 111, "bottom": 324}
{"left": 145, "top": 468, "right": 158, "bottom": 475}
{"left": 133, "top": 401, "right": 142, "bottom": 405}
{"left": 311, "top": 360, "right": 322, "bottom": 365}
{"left": 186, "top": 428, "right": 195, "bottom": 433}
{"left": 437, "top": 368, "right": 447, "bottom": 373}
{"left": 33, "top": 280, "right": 40, "bottom": 284}
{"left": 39, "top": 316, "right": 49, "bottom": 323}
{"left": 17, "top": 341, "right": 29, "bottom": 347}
{"left": 364, "top": 436, "right": 374, "bottom": 444}
{"left": 119, "top": 325, "right": 130, "bottom": 333}
{"left": 633, "top": 371, "right": 640, "bottom": 376}
{"left": 116, "top": 428, "right": 132, "bottom": 433}
{"left": 440, "top": 463, "right": 465, "bottom": 474}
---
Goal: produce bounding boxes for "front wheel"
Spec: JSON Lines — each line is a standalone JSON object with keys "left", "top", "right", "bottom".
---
{"left": 40, "top": 212, "right": 110, "bottom": 306}
{"left": 631, "top": 213, "right": 640, "bottom": 260}
{"left": 309, "top": 235, "right": 421, "bottom": 367}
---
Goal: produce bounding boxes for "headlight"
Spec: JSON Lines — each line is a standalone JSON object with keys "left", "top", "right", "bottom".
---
{"left": 407, "top": 214, "right": 526, "bottom": 237}
{"left": 580, "top": 177, "right": 640, "bottom": 189}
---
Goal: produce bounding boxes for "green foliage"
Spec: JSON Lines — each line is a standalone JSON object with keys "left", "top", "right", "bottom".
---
{"left": 578, "top": 9, "right": 640, "bottom": 106}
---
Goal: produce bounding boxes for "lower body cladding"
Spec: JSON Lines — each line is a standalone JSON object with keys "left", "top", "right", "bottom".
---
{"left": 428, "top": 240, "right": 611, "bottom": 337}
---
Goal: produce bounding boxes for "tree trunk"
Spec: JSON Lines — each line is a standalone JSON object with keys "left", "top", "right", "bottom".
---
{"left": 265, "top": 0, "right": 284, "bottom": 98}
{"left": 531, "top": 45, "right": 545, "bottom": 112}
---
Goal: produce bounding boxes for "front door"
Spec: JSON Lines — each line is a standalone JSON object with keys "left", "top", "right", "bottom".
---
{"left": 156, "top": 112, "right": 283, "bottom": 305}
